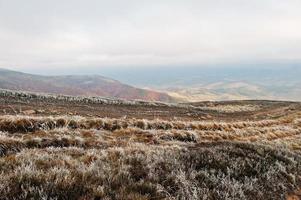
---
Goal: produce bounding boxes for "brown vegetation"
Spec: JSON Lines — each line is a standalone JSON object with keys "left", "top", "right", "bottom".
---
{"left": 0, "top": 91, "right": 301, "bottom": 199}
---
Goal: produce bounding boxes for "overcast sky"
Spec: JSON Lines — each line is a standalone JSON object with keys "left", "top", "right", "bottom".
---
{"left": 0, "top": 0, "right": 301, "bottom": 72}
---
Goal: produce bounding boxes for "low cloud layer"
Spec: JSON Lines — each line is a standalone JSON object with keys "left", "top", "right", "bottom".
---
{"left": 0, "top": 0, "right": 301, "bottom": 71}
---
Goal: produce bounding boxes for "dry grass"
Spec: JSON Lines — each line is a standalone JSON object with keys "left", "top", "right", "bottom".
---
{"left": 0, "top": 115, "right": 283, "bottom": 133}
{"left": 0, "top": 95, "right": 301, "bottom": 199}
{"left": 197, "top": 104, "right": 261, "bottom": 113}
{"left": 0, "top": 143, "right": 300, "bottom": 200}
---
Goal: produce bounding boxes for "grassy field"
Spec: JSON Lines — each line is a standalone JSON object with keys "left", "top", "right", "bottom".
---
{"left": 0, "top": 90, "right": 301, "bottom": 199}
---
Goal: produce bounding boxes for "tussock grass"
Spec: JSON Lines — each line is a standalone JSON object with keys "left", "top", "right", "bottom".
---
{"left": 198, "top": 104, "right": 261, "bottom": 113}
{"left": 0, "top": 111, "right": 300, "bottom": 199}
{"left": 0, "top": 115, "right": 284, "bottom": 133}
{"left": 0, "top": 142, "right": 300, "bottom": 199}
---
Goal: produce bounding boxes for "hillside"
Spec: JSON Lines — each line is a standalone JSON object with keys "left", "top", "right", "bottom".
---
{"left": 0, "top": 69, "right": 175, "bottom": 102}
{"left": 164, "top": 81, "right": 274, "bottom": 102}
{"left": 103, "top": 66, "right": 301, "bottom": 102}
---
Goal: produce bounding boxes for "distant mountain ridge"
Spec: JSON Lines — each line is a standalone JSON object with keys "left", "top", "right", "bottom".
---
{"left": 102, "top": 66, "right": 301, "bottom": 102}
{"left": 0, "top": 68, "right": 176, "bottom": 102}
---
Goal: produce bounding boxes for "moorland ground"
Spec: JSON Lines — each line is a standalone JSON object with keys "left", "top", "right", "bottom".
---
{"left": 0, "top": 90, "right": 301, "bottom": 200}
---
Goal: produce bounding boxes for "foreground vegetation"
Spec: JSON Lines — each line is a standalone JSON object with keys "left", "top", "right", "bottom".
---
{"left": 0, "top": 112, "right": 300, "bottom": 200}
{"left": 0, "top": 91, "right": 301, "bottom": 199}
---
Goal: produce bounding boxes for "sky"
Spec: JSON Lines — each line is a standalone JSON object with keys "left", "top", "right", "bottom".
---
{"left": 0, "top": 0, "right": 301, "bottom": 73}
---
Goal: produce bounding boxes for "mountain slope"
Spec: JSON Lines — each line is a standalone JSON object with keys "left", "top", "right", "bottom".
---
{"left": 164, "top": 81, "right": 273, "bottom": 102}
{"left": 101, "top": 66, "right": 301, "bottom": 102}
{"left": 0, "top": 69, "right": 175, "bottom": 102}
{"left": 163, "top": 79, "right": 301, "bottom": 102}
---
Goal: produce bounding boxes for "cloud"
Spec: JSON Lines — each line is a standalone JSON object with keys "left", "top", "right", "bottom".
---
{"left": 0, "top": 0, "right": 301, "bottom": 71}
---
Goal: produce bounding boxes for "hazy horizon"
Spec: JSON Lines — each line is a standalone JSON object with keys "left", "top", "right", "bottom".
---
{"left": 1, "top": 0, "right": 301, "bottom": 102}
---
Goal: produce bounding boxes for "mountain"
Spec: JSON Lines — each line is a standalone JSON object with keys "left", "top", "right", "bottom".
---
{"left": 98, "top": 65, "right": 301, "bottom": 102}
{"left": 159, "top": 79, "right": 301, "bottom": 102}
{"left": 0, "top": 68, "right": 175, "bottom": 102}
{"left": 163, "top": 81, "right": 274, "bottom": 102}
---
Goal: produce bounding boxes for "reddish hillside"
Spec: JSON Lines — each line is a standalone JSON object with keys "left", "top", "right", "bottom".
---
{"left": 0, "top": 69, "right": 176, "bottom": 102}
